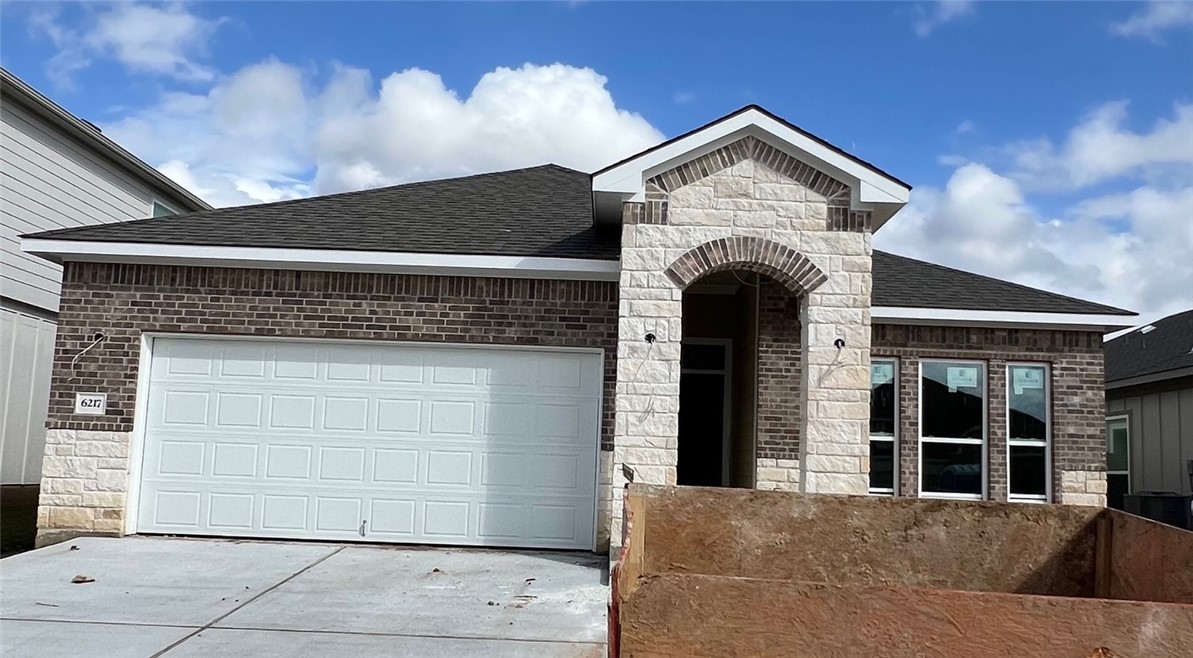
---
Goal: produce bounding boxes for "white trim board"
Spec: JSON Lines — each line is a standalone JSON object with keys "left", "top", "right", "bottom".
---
{"left": 592, "top": 107, "right": 910, "bottom": 230}
{"left": 21, "top": 239, "right": 1134, "bottom": 328}
{"left": 593, "top": 108, "right": 910, "bottom": 205}
{"left": 21, "top": 238, "right": 622, "bottom": 282}
{"left": 872, "top": 306, "right": 1136, "bottom": 331}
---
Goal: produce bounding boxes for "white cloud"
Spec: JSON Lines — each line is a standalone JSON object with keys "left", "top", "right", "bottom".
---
{"left": 876, "top": 164, "right": 1193, "bottom": 321}
{"left": 29, "top": 3, "right": 224, "bottom": 85}
{"left": 1110, "top": 1, "right": 1193, "bottom": 43}
{"left": 103, "top": 61, "right": 664, "bottom": 206}
{"left": 1005, "top": 101, "right": 1193, "bottom": 191}
{"left": 955, "top": 119, "right": 976, "bottom": 134}
{"left": 912, "top": 0, "right": 975, "bottom": 37}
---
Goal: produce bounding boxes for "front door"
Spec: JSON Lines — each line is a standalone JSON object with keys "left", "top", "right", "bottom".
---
{"left": 677, "top": 341, "right": 730, "bottom": 487}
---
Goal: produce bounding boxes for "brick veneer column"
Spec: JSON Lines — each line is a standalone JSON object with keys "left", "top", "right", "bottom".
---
{"left": 987, "top": 360, "right": 1009, "bottom": 502}
{"left": 895, "top": 357, "right": 920, "bottom": 497}
{"left": 756, "top": 281, "right": 802, "bottom": 490}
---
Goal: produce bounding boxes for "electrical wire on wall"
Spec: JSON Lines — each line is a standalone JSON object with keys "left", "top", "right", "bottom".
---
{"left": 69, "top": 332, "right": 106, "bottom": 382}
{"left": 632, "top": 331, "right": 658, "bottom": 423}
{"left": 816, "top": 337, "right": 847, "bottom": 387}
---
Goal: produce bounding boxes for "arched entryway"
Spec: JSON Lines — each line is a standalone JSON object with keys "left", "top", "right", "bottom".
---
{"left": 668, "top": 238, "right": 826, "bottom": 488}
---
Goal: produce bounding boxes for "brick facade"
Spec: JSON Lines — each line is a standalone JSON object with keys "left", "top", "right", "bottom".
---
{"left": 756, "top": 280, "right": 802, "bottom": 462}
{"left": 664, "top": 236, "right": 828, "bottom": 293}
{"left": 37, "top": 263, "right": 620, "bottom": 545}
{"left": 872, "top": 324, "right": 1106, "bottom": 504}
{"left": 48, "top": 263, "right": 620, "bottom": 437}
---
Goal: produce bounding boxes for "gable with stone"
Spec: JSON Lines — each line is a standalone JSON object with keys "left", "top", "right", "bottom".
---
{"left": 21, "top": 106, "right": 1134, "bottom": 550}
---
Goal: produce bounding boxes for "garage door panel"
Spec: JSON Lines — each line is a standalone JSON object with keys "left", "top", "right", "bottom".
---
{"left": 211, "top": 443, "right": 258, "bottom": 478}
{"left": 209, "top": 492, "right": 255, "bottom": 529}
{"left": 219, "top": 343, "right": 268, "bottom": 378}
{"left": 138, "top": 338, "right": 600, "bottom": 549}
{"left": 262, "top": 494, "right": 309, "bottom": 530}
{"left": 323, "top": 396, "right": 369, "bottom": 432}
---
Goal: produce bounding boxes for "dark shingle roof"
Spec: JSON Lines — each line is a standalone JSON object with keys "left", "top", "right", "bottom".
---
{"left": 25, "top": 163, "right": 1133, "bottom": 318}
{"left": 872, "top": 251, "right": 1134, "bottom": 316}
{"left": 24, "top": 164, "right": 617, "bottom": 260}
{"left": 1105, "top": 309, "right": 1193, "bottom": 383}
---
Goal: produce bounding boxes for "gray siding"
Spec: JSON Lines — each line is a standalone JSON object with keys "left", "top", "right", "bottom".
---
{"left": 1108, "top": 380, "right": 1193, "bottom": 495}
{"left": 1, "top": 100, "right": 163, "bottom": 313}
{"left": 0, "top": 305, "right": 55, "bottom": 484}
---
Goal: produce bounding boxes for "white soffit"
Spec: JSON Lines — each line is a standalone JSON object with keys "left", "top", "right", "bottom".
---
{"left": 874, "top": 306, "right": 1137, "bottom": 331}
{"left": 592, "top": 107, "right": 911, "bottom": 206}
{"left": 20, "top": 239, "right": 621, "bottom": 281}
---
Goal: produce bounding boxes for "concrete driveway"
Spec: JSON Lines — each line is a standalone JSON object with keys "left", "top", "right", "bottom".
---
{"left": 0, "top": 537, "right": 607, "bottom": 657}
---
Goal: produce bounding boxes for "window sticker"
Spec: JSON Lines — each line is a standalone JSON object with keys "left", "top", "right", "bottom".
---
{"left": 1012, "top": 367, "right": 1044, "bottom": 395}
{"left": 946, "top": 366, "right": 978, "bottom": 393}
{"left": 871, "top": 362, "right": 894, "bottom": 386}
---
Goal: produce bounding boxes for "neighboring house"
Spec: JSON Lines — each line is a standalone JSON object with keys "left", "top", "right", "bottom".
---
{"left": 1105, "top": 308, "right": 1193, "bottom": 509}
{"left": 1, "top": 67, "right": 209, "bottom": 486}
{"left": 20, "top": 105, "right": 1136, "bottom": 551}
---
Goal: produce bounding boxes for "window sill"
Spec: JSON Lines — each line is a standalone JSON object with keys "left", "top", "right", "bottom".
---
{"left": 918, "top": 492, "right": 983, "bottom": 501}
{"left": 868, "top": 488, "right": 895, "bottom": 496}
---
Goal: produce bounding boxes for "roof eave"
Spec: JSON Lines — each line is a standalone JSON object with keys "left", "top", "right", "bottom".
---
{"left": 20, "top": 238, "right": 621, "bottom": 281}
{"left": 873, "top": 306, "right": 1138, "bottom": 332}
{"left": 1106, "top": 366, "right": 1193, "bottom": 390}
{"left": 592, "top": 107, "right": 910, "bottom": 222}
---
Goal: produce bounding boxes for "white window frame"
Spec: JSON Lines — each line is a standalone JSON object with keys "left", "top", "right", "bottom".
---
{"left": 1006, "top": 362, "right": 1051, "bottom": 503}
{"left": 1106, "top": 414, "right": 1131, "bottom": 493}
{"left": 869, "top": 357, "right": 898, "bottom": 496}
{"left": 151, "top": 199, "right": 178, "bottom": 217}
{"left": 918, "top": 359, "right": 987, "bottom": 501}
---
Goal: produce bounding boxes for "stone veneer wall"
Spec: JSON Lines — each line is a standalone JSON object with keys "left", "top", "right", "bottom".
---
{"left": 37, "top": 263, "right": 620, "bottom": 546}
{"left": 613, "top": 137, "right": 875, "bottom": 539}
{"left": 873, "top": 324, "right": 1107, "bottom": 505}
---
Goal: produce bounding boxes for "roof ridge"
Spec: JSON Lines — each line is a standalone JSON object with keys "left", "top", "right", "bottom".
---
{"left": 874, "top": 250, "right": 1135, "bottom": 316}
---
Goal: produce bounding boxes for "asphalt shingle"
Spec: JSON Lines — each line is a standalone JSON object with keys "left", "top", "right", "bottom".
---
{"left": 1105, "top": 309, "right": 1193, "bottom": 383}
{"left": 25, "top": 164, "right": 618, "bottom": 260}
{"left": 24, "top": 164, "right": 1132, "bottom": 317}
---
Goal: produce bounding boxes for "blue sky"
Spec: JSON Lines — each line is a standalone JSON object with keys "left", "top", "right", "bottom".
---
{"left": 2, "top": 1, "right": 1191, "bottom": 319}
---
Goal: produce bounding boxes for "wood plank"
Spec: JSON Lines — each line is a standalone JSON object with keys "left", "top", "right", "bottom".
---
{"left": 620, "top": 573, "right": 1193, "bottom": 658}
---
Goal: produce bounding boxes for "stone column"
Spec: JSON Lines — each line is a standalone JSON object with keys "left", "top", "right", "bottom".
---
{"left": 797, "top": 255, "right": 872, "bottom": 496}
{"left": 610, "top": 253, "right": 683, "bottom": 544}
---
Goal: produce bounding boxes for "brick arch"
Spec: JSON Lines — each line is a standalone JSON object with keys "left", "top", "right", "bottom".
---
{"left": 664, "top": 236, "right": 827, "bottom": 295}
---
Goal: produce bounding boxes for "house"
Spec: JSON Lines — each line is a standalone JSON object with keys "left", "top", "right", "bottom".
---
{"left": 1105, "top": 308, "right": 1193, "bottom": 509}
{"left": 19, "top": 105, "right": 1137, "bottom": 551}
{"left": 1, "top": 68, "right": 209, "bottom": 487}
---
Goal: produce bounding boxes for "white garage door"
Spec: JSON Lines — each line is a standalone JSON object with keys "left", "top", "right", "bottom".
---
{"left": 136, "top": 338, "right": 602, "bottom": 549}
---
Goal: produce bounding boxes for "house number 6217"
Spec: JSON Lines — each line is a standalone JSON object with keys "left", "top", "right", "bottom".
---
{"left": 75, "top": 393, "right": 107, "bottom": 415}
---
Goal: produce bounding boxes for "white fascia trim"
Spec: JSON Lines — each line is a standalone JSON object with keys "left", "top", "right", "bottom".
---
{"left": 874, "top": 306, "right": 1137, "bottom": 331}
{"left": 592, "top": 108, "right": 911, "bottom": 204}
{"left": 21, "top": 239, "right": 622, "bottom": 281}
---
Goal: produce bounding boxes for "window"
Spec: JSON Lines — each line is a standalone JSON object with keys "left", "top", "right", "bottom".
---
{"left": 869, "top": 359, "right": 897, "bottom": 495}
{"left": 919, "top": 361, "right": 985, "bottom": 499}
{"left": 151, "top": 201, "right": 177, "bottom": 218}
{"left": 1106, "top": 416, "right": 1130, "bottom": 510}
{"left": 1007, "top": 364, "right": 1050, "bottom": 502}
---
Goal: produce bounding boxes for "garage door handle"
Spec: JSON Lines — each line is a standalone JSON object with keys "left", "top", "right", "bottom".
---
{"left": 359, "top": 520, "right": 367, "bottom": 537}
